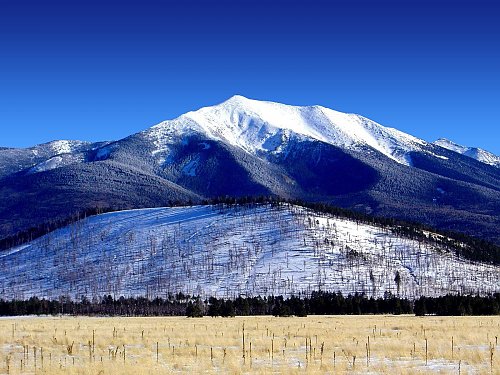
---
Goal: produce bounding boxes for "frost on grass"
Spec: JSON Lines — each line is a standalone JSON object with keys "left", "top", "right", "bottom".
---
{"left": 0, "top": 315, "right": 498, "bottom": 375}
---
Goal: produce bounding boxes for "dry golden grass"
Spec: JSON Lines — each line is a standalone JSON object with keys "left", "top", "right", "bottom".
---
{"left": 0, "top": 315, "right": 498, "bottom": 374}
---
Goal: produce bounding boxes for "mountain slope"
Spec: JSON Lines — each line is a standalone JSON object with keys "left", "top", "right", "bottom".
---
{"left": 1, "top": 96, "right": 499, "bottom": 245}
{"left": 1, "top": 204, "right": 498, "bottom": 300}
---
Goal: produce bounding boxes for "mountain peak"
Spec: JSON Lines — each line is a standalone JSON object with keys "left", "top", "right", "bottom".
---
{"left": 147, "top": 96, "right": 429, "bottom": 166}
{"left": 224, "top": 94, "right": 252, "bottom": 103}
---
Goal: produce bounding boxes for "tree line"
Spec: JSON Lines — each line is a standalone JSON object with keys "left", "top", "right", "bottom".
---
{"left": 414, "top": 294, "right": 500, "bottom": 316}
{"left": 0, "top": 291, "right": 498, "bottom": 317}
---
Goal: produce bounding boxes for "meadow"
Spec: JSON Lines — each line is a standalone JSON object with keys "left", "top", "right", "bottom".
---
{"left": 0, "top": 315, "right": 498, "bottom": 374}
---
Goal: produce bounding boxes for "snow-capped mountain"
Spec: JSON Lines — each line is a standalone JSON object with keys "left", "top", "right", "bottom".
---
{"left": 434, "top": 138, "right": 500, "bottom": 168}
{"left": 1, "top": 96, "right": 499, "bottom": 246}
{"left": 1, "top": 204, "right": 498, "bottom": 300}
{"left": 147, "top": 95, "right": 430, "bottom": 166}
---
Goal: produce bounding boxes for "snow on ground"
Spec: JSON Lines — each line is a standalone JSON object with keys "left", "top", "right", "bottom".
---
{"left": 0, "top": 204, "right": 498, "bottom": 301}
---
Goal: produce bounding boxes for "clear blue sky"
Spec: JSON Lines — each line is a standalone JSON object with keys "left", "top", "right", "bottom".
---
{"left": 1, "top": 0, "right": 499, "bottom": 154}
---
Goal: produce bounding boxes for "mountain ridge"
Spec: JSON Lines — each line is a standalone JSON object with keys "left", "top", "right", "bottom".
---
{"left": 434, "top": 138, "right": 500, "bottom": 167}
{"left": 3, "top": 96, "right": 499, "bottom": 170}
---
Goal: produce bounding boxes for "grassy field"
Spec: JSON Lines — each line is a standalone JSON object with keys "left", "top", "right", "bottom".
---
{"left": 0, "top": 315, "right": 498, "bottom": 374}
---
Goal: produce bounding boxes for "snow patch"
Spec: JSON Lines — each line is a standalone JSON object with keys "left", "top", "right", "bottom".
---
{"left": 29, "top": 156, "right": 63, "bottom": 173}
{"left": 427, "top": 152, "right": 448, "bottom": 160}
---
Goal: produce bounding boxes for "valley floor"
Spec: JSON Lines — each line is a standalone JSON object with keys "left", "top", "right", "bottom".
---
{"left": 1, "top": 315, "right": 499, "bottom": 374}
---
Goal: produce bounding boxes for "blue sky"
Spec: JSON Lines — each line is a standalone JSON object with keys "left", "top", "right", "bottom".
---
{"left": 1, "top": 0, "right": 499, "bottom": 154}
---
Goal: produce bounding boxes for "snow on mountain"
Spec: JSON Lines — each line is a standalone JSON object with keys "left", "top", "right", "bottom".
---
{"left": 28, "top": 153, "right": 86, "bottom": 174}
{"left": 29, "top": 156, "right": 64, "bottom": 173}
{"left": 434, "top": 138, "right": 500, "bottom": 167}
{"left": 146, "top": 95, "right": 430, "bottom": 166}
{"left": 22, "top": 140, "right": 106, "bottom": 174}
{"left": 1, "top": 204, "right": 497, "bottom": 301}
{"left": 0, "top": 139, "right": 103, "bottom": 178}
{"left": 434, "top": 139, "right": 468, "bottom": 154}
{"left": 43, "top": 140, "right": 90, "bottom": 155}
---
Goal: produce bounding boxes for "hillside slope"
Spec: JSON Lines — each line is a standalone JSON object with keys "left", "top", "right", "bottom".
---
{"left": 1, "top": 204, "right": 498, "bottom": 301}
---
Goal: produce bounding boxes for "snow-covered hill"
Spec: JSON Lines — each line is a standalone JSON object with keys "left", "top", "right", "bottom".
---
{"left": 147, "top": 95, "right": 431, "bottom": 166}
{"left": 1, "top": 204, "right": 497, "bottom": 301}
{"left": 434, "top": 138, "right": 500, "bottom": 167}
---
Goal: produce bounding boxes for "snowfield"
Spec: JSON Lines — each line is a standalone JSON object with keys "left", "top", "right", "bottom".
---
{"left": 0, "top": 204, "right": 498, "bottom": 301}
